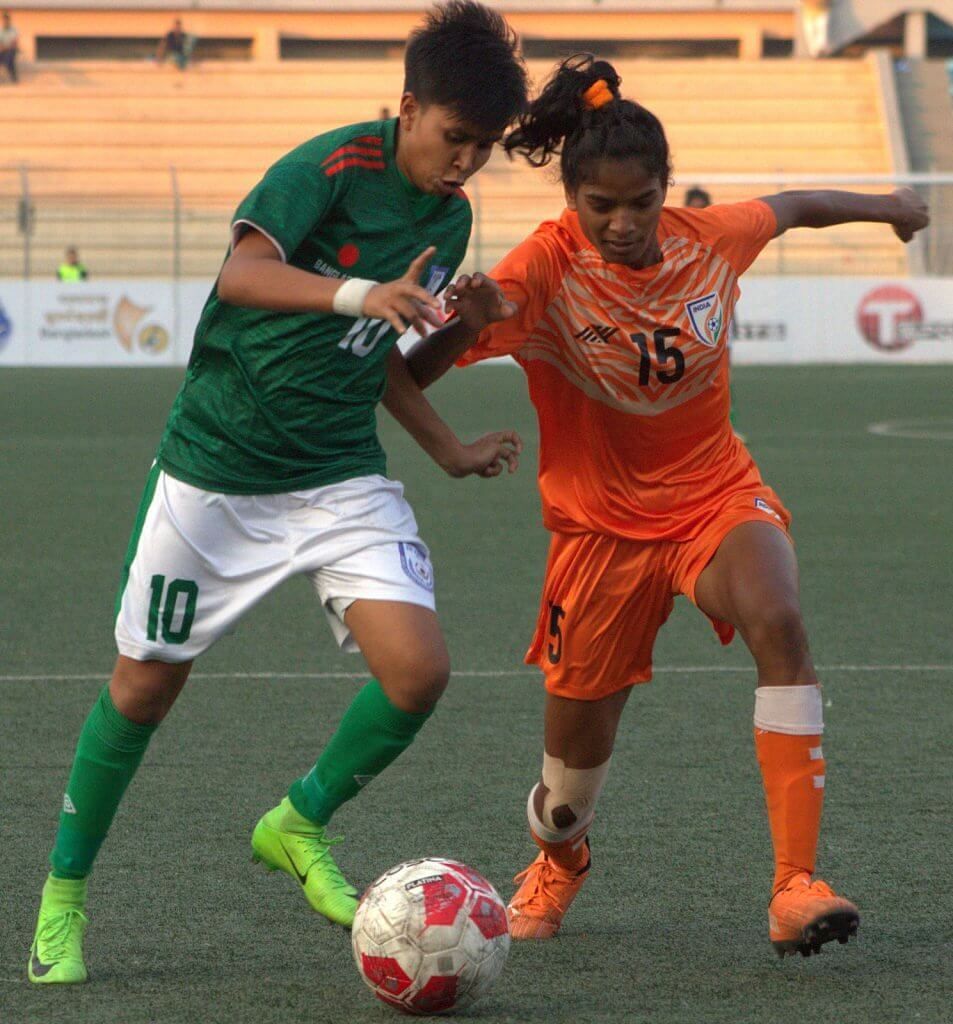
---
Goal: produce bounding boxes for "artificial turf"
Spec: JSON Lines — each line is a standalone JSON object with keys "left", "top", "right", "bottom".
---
{"left": 1, "top": 365, "right": 951, "bottom": 1023}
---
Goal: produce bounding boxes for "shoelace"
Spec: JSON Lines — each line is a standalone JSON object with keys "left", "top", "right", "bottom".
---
{"left": 38, "top": 908, "right": 87, "bottom": 961}
{"left": 511, "top": 861, "right": 570, "bottom": 915}
{"left": 779, "top": 878, "right": 835, "bottom": 900}
{"left": 295, "top": 830, "right": 353, "bottom": 892}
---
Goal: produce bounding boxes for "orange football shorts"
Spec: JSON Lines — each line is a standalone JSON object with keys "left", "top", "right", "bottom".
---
{"left": 525, "top": 487, "right": 792, "bottom": 700}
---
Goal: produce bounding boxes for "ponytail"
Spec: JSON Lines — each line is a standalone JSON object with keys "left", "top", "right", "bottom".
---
{"left": 504, "top": 53, "right": 671, "bottom": 190}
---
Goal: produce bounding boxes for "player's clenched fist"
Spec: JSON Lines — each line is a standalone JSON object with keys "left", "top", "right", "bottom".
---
{"left": 362, "top": 246, "right": 444, "bottom": 335}
{"left": 440, "top": 430, "right": 523, "bottom": 479}
{"left": 889, "top": 187, "right": 930, "bottom": 243}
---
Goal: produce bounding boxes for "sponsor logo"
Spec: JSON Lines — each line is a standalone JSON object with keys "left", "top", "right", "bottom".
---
{"left": 114, "top": 297, "right": 169, "bottom": 354}
{"left": 857, "top": 285, "right": 953, "bottom": 351}
{"left": 398, "top": 542, "right": 434, "bottom": 592}
{"left": 574, "top": 323, "right": 617, "bottom": 344}
{"left": 30, "top": 952, "right": 55, "bottom": 978}
{"left": 754, "top": 497, "right": 781, "bottom": 521}
{"left": 731, "top": 320, "right": 787, "bottom": 342}
{"left": 138, "top": 324, "right": 170, "bottom": 354}
{"left": 0, "top": 298, "right": 11, "bottom": 352}
{"left": 404, "top": 874, "right": 445, "bottom": 891}
{"left": 38, "top": 292, "right": 171, "bottom": 355}
{"left": 63, "top": 793, "right": 77, "bottom": 814}
{"left": 278, "top": 839, "right": 310, "bottom": 885}
{"left": 857, "top": 285, "right": 923, "bottom": 351}
{"left": 685, "top": 292, "right": 724, "bottom": 347}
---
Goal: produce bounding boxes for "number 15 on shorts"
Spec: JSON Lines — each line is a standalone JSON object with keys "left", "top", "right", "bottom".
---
{"left": 547, "top": 602, "right": 566, "bottom": 665}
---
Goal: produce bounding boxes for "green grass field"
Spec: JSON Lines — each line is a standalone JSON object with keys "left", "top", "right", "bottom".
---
{"left": 1, "top": 365, "right": 951, "bottom": 1024}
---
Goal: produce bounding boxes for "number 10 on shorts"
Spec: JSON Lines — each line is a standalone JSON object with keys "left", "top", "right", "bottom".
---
{"left": 147, "top": 575, "right": 199, "bottom": 644}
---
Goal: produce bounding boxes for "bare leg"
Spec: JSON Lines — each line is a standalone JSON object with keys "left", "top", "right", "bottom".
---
{"left": 693, "top": 520, "right": 815, "bottom": 687}
{"left": 343, "top": 599, "right": 450, "bottom": 712}
{"left": 109, "top": 654, "right": 193, "bottom": 724}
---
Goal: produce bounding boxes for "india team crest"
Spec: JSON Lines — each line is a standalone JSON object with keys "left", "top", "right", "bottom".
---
{"left": 685, "top": 292, "right": 724, "bottom": 348}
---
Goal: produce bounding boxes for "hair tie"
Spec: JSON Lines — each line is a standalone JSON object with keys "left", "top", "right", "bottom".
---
{"left": 582, "top": 79, "right": 614, "bottom": 110}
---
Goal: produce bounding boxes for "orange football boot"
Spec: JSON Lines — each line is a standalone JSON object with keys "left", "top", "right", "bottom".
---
{"left": 769, "top": 874, "right": 859, "bottom": 957}
{"left": 507, "top": 839, "right": 591, "bottom": 940}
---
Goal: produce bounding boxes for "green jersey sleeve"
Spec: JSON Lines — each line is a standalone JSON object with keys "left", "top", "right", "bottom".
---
{"left": 232, "top": 158, "right": 339, "bottom": 263}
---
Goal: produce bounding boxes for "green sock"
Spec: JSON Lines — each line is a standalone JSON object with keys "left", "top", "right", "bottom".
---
{"left": 289, "top": 680, "right": 432, "bottom": 826}
{"left": 50, "top": 686, "right": 157, "bottom": 879}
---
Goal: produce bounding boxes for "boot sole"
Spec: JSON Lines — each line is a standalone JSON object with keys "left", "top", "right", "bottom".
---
{"left": 772, "top": 908, "right": 860, "bottom": 958}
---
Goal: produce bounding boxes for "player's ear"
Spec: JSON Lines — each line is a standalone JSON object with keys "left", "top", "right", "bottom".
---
{"left": 399, "top": 92, "right": 420, "bottom": 132}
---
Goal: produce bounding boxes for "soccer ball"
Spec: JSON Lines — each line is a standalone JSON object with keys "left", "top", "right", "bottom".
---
{"left": 352, "top": 858, "right": 510, "bottom": 1015}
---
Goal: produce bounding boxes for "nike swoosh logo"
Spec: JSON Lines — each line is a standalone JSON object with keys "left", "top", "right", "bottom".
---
{"left": 279, "top": 839, "right": 310, "bottom": 886}
{"left": 31, "top": 951, "right": 54, "bottom": 977}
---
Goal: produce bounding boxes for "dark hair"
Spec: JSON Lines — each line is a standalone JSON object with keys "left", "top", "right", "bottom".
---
{"left": 404, "top": 1, "right": 527, "bottom": 133}
{"left": 684, "top": 185, "right": 712, "bottom": 207}
{"left": 504, "top": 54, "right": 671, "bottom": 191}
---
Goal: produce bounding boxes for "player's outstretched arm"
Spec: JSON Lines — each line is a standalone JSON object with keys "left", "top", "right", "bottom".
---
{"left": 761, "top": 187, "right": 930, "bottom": 242}
{"left": 218, "top": 230, "right": 441, "bottom": 333}
{"left": 383, "top": 348, "right": 521, "bottom": 478}
{"left": 405, "top": 273, "right": 518, "bottom": 389}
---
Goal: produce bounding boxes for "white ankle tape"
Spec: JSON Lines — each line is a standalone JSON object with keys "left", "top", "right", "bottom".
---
{"left": 527, "top": 786, "right": 587, "bottom": 844}
{"left": 526, "top": 755, "right": 611, "bottom": 843}
{"left": 754, "top": 685, "right": 824, "bottom": 735}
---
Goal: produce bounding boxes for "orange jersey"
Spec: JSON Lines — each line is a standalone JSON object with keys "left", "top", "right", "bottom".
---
{"left": 459, "top": 200, "right": 778, "bottom": 540}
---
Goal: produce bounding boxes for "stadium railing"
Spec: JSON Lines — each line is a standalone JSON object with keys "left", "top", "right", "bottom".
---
{"left": 2, "top": 171, "right": 952, "bottom": 281}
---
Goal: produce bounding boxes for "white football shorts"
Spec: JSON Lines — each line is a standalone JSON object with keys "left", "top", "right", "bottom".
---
{"left": 114, "top": 469, "right": 436, "bottom": 663}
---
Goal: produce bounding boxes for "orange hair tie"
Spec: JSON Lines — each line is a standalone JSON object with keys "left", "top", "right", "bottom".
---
{"left": 582, "top": 79, "right": 614, "bottom": 110}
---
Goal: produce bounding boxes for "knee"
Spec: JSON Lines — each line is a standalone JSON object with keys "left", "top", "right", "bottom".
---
{"left": 379, "top": 649, "right": 451, "bottom": 714}
{"left": 744, "top": 598, "right": 808, "bottom": 660}
{"left": 110, "top": 658, "right": 189, "bottom": 725}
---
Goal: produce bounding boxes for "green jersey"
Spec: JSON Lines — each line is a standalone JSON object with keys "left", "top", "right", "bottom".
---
{"left": 157, "top": 118, "right": 471, "bottom": 494}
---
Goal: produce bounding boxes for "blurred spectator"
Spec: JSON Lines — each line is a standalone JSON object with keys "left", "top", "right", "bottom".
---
{"left": 801, "top": 0, "right": 831, "bottom": 58}
{"left": 684, "top": 186, "right": 712, "bottom": 209}
{"left": 0, "top": 11, "right": 18, "bottom": 84}
{"left": 57, "top": 247, "right": 89, "bottom": 282}
{"left": 379, "top": 105, "right": 392, "bottom": 120}
{"left": 156, "top": 18, "right": 195, "bottom": 71}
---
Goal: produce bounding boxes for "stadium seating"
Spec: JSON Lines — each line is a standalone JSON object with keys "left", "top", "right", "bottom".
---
{"left": 1, "top": 57, "right": 906, "bottom": 276}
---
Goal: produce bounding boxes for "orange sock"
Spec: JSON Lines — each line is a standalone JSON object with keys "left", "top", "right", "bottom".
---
{"left": 755, "top": 728, "right": 825, "bottom": 894}
{"left": 530, "top": 827, "right": 590, "bottom": 873}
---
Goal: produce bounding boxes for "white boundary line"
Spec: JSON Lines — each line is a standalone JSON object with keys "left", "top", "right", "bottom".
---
{"left": 868, "top": 418, "right": 953, "bottom": 441}
{"left": 1, "top": 664, "right": 950, "bottom": 682}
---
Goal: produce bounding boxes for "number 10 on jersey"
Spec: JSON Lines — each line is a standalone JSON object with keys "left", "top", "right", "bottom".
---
{"left": 339, "top": 317, "right": 390, "bottom": 358}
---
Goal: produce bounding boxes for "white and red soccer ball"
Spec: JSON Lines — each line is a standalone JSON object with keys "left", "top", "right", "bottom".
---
{"left": 352, "top": 858, "right": 511, "bottom": 1015}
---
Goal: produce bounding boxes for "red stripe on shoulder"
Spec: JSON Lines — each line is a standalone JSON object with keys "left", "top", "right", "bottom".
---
{"left": 324, "top": 156, "right": 387, "bottom": 177}
{"left": 321, "top": 143, "right": 383, "bottom": 167}
{"left": 351, "top": 135, "right": 383, "bottom": 145}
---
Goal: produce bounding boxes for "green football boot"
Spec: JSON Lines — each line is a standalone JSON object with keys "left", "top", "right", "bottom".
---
{"left": 251, "top": 798, "right": 358, "bottom": 928}
{"left": 28, "top": 875, "right": 89, "bottom": 984}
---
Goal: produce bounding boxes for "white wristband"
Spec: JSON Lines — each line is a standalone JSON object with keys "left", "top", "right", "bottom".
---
{"left": 332, "top": 278, "right": 378, "bottom": 318}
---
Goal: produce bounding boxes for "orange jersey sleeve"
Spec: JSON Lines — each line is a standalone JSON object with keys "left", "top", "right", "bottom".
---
{"left": 456, "top": 221, "right": 568, "bottom": 365}
{"left": 680, "top": 198, "right": 777, "bottom": 276}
